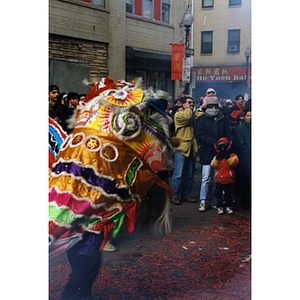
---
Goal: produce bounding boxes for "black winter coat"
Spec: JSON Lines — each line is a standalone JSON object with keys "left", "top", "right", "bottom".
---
{"left": 235, "top": 119, "right": 251, "bottom": 175}
{"left": 49, "top": 102, "right": 71, "bottom": 134}
{"left": 194, "top": 112, "right": 235, "bottom": 165}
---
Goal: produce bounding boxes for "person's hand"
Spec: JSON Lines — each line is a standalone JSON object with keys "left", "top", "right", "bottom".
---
{"left": 216, "top": 149, "right": 230, "bottom": 160}
{"left": 54, "top": 117, "right": 59, "bottom": 123}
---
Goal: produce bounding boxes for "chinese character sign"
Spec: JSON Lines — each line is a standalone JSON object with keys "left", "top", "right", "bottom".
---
{"left": 192, "top": 67, "right": 251, "bottom": 82}
{"left": 171, "top": 43, "right": 184, "bottom": 80}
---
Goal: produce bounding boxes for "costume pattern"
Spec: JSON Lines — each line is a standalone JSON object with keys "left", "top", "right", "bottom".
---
{"left": 49, "top": 77, "right": 173, "bottom": 252}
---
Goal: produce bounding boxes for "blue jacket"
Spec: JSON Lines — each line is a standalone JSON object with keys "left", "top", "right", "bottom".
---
{"left": 235, "top": 119, "right": 251, "bottom": 174}
{"left": 194, "top": 112, "right": 235, "bottom": 165}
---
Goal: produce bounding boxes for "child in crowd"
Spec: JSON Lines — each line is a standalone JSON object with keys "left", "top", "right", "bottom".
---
{"left": 202, "top": 88, "right": 219, "bottom": 107}
{"left": 211, "top": 137, "right": 239, "bottom": 214}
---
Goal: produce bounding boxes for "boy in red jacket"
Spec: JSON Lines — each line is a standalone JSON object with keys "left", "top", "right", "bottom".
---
{"left": 211, "top": 137, "right": 239, "bottom": 214}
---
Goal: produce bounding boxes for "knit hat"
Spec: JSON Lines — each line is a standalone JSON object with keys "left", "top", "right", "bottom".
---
{"left": 49, "top": 85, "right": 59, "bottom": 94}
{"left": 206, "top": 88, "right": 216, "bottom": 96}
{"left": 217, "top": 137, "right": 228, "bottom": 148}
{"left": 147, "top": 98, "right": 168, "bottom": 115}
{"left": 206, "top": 97, "right": 219, "bottom": 106}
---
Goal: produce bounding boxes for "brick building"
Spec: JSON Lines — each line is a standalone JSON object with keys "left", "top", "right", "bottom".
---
{"left": 49, "top": 0, "right": 189, "bottom": 98}
{"left": 49, "top": 0, "right": 251, "bottom": 101}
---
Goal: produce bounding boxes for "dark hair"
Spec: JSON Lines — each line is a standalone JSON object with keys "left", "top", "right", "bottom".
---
{"left": 244, "top": 108, "right": 251, "bottom": 115}
{"left": 235, "top": 95, "right": 244, "bottom": 101}
{"left": 243, "top": 98, "right": 251, "bottom": 112}
{"left": 49, "top": 85, "right": 59, "bottom": 94}
{"left": 79, "top": 94, "right": 87, "bottom": 99}
{"left": 172, "top": 105, "right": 182, "bottom": 115}
{"left": 179, "top": 96, "right": 193, "bottom": 105}
{"left": 67, "top": 92, "right": 79, "bottom": 100}
{"left": 236, "top": 111, "right": 245, "bottom": 122}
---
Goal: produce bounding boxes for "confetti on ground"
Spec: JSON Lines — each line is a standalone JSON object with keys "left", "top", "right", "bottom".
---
{"left": 50, "top": 208, "right": 251, "bottom": 300}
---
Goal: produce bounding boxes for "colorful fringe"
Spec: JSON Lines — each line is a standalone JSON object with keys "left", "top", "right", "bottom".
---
{"left": 49, "top": 127, "right": 158, "bottom": 250}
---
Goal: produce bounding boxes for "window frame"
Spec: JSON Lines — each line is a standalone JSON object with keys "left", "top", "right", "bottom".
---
{"left": 202, "top": 0, "right": 214, "bottom": 8}
{"left": 227, "top": 29, "right": 241, "bottom": 53}
{"left": 201, "top": 31, "right": 213, "bottom": 54}
{"left": 75, "top": 0, "right": 105, "bottom": 7}
{"left": 126, "top": 0, "right": 134, "bottom": 14}
{"left": 91, "top": 0, "right": 105, "bottom": 7}
{"left": 142, "top": 0, "right": 154, "bottom": 19}
{"left": 229, "top": 0, "right": 242, "bottom": 6}
{"left": 161, "top": 0, "right": 170, "bottom": 23}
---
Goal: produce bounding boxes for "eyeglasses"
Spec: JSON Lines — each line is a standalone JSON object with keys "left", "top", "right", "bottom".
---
{"left": 207, "top": 104, "right": 218, "bottom": 108}
{"left": 188, "top": 101, "right": 194, "bottom": 104}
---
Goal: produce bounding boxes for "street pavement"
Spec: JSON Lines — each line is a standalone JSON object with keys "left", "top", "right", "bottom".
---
{"left": 49, "top": 160, "right": 251, "bottom": 299}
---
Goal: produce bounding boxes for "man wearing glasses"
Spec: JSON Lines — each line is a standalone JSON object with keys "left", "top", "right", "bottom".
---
{"left": 170, "top": 96, "right": 199, "bottom": 205}
{"left": 194, "top": 97, "right": 235, "bottom": 212}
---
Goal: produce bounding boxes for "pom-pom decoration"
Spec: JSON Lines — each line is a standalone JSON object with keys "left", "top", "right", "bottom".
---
{"left": 110, "top": 111, "right": 141, "bottom": 140}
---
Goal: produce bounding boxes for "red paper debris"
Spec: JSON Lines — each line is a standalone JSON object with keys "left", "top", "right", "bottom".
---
{"left": 50, "top": 209, "right": 251, "bottom": 299}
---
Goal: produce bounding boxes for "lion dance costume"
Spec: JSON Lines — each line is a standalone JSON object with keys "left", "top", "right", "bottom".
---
{"left": 49, "top": 77, "right": 174, "bottom": 299}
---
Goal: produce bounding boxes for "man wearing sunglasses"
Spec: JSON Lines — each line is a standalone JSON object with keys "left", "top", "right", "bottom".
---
{"left": 194, "top": 97, "right": 234, "bottom": 212}
{"left": 170, "top": 96, "right": 200, "bottom": 205}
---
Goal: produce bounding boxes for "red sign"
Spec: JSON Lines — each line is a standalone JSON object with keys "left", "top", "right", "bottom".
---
{"left": 192, "top": 66, "right": 251, "bottom": 82}
{"left": 171, "top": 43, "right": 185, "bottom": 80}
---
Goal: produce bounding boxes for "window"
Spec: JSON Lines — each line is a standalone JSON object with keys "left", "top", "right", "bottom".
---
{"left": 132, "top": 71, "right": 169, "bottom": 91}
{"left": 126, "top": 0, "right": 134, "bottom": 13}
{"left": 77, "top": 0, "right": 105, "bottom": 6}
{"left": 227, "top": 29, "right": 240, "bottom": 53}
{"left": 161, "top": 0, "right": 170, "bottom": 23}
{"left": 201, "top": 31, "right": 213, "bottom": 54}
{"left": 91, "top": 0, "right": 105, "bottom": 6}
{"left": 143, "top": 0, "right": 153, "bottom": 18}
{"left": 159, "top": 73, "right": 166, "bottom": 90}
{"left": 148, "top": 71, "right": 159, "bottom": 89}
{"left": 202, "top": 0, "right": 214, "bottom": 8}
{"left": 229, "top": 0, "right": 241, "bottom": 6}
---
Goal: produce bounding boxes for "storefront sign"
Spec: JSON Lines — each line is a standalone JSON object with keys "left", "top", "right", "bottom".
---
{"left": 182, "top": 57, "right": 191, "bottom": 83}
{"left": 192, "top": 66, "right": 251, "bottom": 82}
{"left": 171, "top": 43, "right": 185, "bottom": 80}
{"left": 185, "top": 48, "right": 194, "bottom": 57}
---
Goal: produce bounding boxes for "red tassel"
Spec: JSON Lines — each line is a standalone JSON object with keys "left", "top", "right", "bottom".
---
{"left": 155, "top": 177, "right": 175, "bottom": 197}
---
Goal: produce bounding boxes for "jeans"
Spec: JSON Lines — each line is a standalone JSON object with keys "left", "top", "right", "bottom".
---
{"left": 170, "top": 150, "right": 193, "bottom": 199}
{"left": 199, "top": 164, "right": 216, "bottom": 203}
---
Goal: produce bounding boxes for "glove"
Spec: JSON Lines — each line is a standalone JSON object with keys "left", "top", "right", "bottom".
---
{"left": 216, "top": 149, "right": 230, "bottom": 160}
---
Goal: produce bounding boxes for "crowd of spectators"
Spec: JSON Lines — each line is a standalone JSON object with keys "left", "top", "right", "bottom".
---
{"left": 49, "top": 84, "right": 251, "bottom": 217}
{"left": 48, "top": 85, "right": 86, "bottom": 134}
{"left": 168, "top": 87, "right": 251, "bottom": 213}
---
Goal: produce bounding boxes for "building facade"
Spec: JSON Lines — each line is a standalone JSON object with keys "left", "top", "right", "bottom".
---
{"left": 49, "top": 0, "right": 189, "bottom": 98}
{"left": 49, "top": 0, "right": 251, "bottom": 102}
{"left": 190, "top": 0, "right": 251, "bottom": 101}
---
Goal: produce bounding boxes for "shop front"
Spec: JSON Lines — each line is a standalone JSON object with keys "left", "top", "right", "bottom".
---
{"left": 126, "top": 46, "right": 174, "bottom": 99}
{"left": 191, "top": 66, "right": 251, "bottom": 102}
